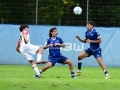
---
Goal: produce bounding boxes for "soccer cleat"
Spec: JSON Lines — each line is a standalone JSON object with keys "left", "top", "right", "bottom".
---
{"left": 71, "top": 75, "right": 77, "bottom": 78}
{"left": 36, "top": 60, "right": 47, "bottom": 64}
{"left": 105, "top": 76, "right": 111, "bottom": 79}
{"left": 33, "top": 74, "right": 42, "bottom": 78}
{"left": 76, "top": 72, "right": 82, "bottom": 76}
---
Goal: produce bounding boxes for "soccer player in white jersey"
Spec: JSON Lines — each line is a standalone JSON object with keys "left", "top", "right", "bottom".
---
{"left": 76, "top": 21, "right": 110, "bottom": 79}
{"left": 16, "top": 24, "right": 47, "bottom": 78}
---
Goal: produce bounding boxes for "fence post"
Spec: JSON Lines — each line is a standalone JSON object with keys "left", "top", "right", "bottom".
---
{"left": 86, "top": 0, "right": 89, "bottom": 22}
{"left": 36, "top": 0, "right": 38, "bottom": 25}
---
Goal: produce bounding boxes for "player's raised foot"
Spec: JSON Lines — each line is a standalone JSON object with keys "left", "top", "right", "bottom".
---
{"left": 71, "top": 75, "right": 77, "bottom": 78}
{"left": 33, "top": 74, "right": 42, "bottom": 78}
{"left": 76, "top": 72, "right": 82, "bottom": 76}
{"left": 36, "top": 60, "right": 47, "bottom": 64}
{"left": 105, "top": 76, "right": 111, "bottom": 79}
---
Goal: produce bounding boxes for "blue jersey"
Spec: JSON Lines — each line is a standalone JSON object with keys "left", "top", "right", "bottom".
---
{"left": 45, "top": 37, "right": 64, "bottom": 57}
{"left": 85, "top": 29, "right": 101, "bottom": 51}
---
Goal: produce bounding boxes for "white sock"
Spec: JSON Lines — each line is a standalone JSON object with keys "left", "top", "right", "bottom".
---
{"left": 106, "top": 74, "right": 109, "bottom": 77}
{"left": 77, "top": 70, "right": 81, "bottom": 73}
{"left": 37, "top": 54, "right": 42, "bottom": 62}
{"left": 78, "top": 61, "right": 82, "bottom": 63}
{"left": 32, "top": 64, "right": 40, "bottom": 75}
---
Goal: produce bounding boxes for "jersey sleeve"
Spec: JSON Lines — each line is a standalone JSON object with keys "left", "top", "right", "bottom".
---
{"left": 59, "top": 37, "right": 64, "bottom": 44}
{"left": 85, "top": 32, "right": 88, "bottom": 39}
{"left": 95, "top": 30, "right": 101, "bottom": 39}
{"left": 44, "top": 39, "right": 50, "bottom": 46}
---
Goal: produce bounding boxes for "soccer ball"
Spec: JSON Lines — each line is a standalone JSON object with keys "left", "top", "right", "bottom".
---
{"left": 73, "top": 6, "right": 82, "bottom": 15}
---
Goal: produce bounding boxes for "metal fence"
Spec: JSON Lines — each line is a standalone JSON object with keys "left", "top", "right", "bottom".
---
{"left": 0, "top": 0, "right": 120, "bottom": 27}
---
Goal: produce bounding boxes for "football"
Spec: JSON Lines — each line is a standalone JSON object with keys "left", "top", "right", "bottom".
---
{"left": 73, "top": 6, "right": 82, "bottom": 15}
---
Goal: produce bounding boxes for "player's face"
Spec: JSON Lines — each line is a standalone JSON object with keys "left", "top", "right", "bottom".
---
{"left": 51, "top": 29, "right": 58, "bottom": 37}
{"left": 24, "top": 27, "right": 29, "bottom": 31}
{"left": 86, "top": 24, "right": 93, "bottom": 31}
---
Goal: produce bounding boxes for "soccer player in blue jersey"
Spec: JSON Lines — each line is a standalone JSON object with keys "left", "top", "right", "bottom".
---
{"left": 39, "top": 27, "right": 77, "bottom": 78}
{"left": 76, "top": 21, "right": 110, "bottom": 79}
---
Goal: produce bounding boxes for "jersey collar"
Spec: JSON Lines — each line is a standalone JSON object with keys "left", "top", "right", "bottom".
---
{"left": 88, "top": 28, "right": 94, "bottom": 33}
{"left": 51, "top": 37, "right": 56, "bottom": 40}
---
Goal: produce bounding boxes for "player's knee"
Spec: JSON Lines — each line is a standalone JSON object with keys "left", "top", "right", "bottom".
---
{"left": 37, "top": 48, "right": 43, "bottom": 53}
{"left": 39, "top": 48, "right": 43, "bottom": 51}
{"left": 66, "top": 60, "right": 72, "bottom": 65}
{"left": 78, "top": 55, "right": 83, "bottom": 60}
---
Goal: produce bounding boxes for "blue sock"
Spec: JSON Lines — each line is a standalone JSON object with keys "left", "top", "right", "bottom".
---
{"left": 71, "top": 70, "right": 75, "bottom": 75}
{"left": 78, "top": 61, "right": 82, "bottom": 72}
{"left": 40, "top": 70, "right": 43, "bottom": 74}
{"left": 104, "top": 70, "right": 109, "bottom": 76}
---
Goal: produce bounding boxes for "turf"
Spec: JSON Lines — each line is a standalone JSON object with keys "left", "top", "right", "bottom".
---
{"left": 0, "top": 65, "right": 119, "bottom": 90}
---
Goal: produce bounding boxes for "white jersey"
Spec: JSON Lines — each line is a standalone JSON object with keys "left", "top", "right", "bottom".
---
{"left": 18, "top": 30, "right": 30, "bottom": 46}
{"left": 17, "top": 29, "right": 39, "bottom": 60}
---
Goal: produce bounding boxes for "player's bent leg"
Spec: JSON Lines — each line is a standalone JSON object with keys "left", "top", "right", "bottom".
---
{"left": 78, "top": 51, "right": 89, "bottom": 60}
{"left": 40, "top": 62, "right": 52, "bottom": 73}
{"left": 64, "top": 60, "right": 77, "bottom": 78}
{"left": 36, "top": 60, "right": 48, "bottom": 64}
{"left": 36, "top": 48, "right": 43, "bottom": 54}
{"left": 64, "top": 59, "right": 73, "bottom": 70}
{"left": 77, "top": 60, "right": 82, "bottom": 76}
{"left": 96, "top": 57, "right": 106, "bottom": 70}
{"left": 96, "top": 57, "right": 110, "bottom": 79}
{"left": 77, "top": 51, "right": 89, "bottom": 76}
{"left": 36, "top": 48, "right": 47, "bottom": 64}
{"left": 29, "top": 60, "right": 41, "bottom": 78}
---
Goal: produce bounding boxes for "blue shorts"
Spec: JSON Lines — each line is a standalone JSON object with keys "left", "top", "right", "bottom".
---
{"left": 48, "top": 56, "right": 68, "bottom": 66}
{"left": 85, "top": 48, "right": 102, "bottom": 58}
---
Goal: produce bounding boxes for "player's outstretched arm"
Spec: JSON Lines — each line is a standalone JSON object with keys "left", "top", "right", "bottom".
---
{"left": 43, "top": 45, "right": 48, "bottom": 49}
{"left": 76, "top": 35, "right": 86, "bottom": 43}
{"left": 43, "top": 44, "right": 54, "bottom": 49}
{"left": 59, "top": 43, "right": 65, "bottom": 48}
{"left": 23, "top": 34, "right": 29, "bottom": 44}
{"left": 16, "top": 40, "right": 20, "bottom": 53}
{"left": 16, "top": 45, "right": 20, "bottom": 53}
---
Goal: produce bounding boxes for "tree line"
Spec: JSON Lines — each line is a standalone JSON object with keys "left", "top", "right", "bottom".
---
{"left": 0, "top": 0, "right": 120, "bottom": 27}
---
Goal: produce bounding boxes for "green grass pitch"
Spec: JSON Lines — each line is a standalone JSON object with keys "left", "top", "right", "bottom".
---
{"left": 0, "top": 65, "right": 120, "bottom": 90}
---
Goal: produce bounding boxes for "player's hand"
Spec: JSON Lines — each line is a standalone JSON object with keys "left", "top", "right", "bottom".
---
{"left": 76, "top": 35, "right": 80, "bottom": 40}
{"left": 49, "top": 44, "right": 54, "bottom": 47}
{"left": 54, "top": 43, "right": 59, "bottom": 46}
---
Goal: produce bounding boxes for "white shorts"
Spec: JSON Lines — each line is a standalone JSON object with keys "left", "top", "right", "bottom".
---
{"left": 20, "top": 44, "right": 39, "bottom": 60}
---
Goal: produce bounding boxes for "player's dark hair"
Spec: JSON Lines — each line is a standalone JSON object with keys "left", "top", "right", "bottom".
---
{"left": 87, "top": 21, "right": 95, "bottom": 27}
{"left": 49, "top": 27, "right": 57, "bottom": 37}
{"left": 19, "top": 24, "right": 29, "bottom": 32}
